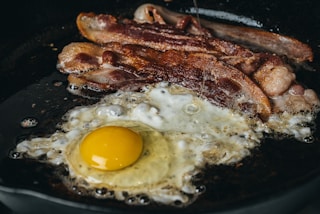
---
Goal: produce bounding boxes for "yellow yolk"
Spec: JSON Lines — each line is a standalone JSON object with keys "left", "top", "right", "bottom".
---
{"left": 80, "top": 126, "right": 143, "bottom": 171}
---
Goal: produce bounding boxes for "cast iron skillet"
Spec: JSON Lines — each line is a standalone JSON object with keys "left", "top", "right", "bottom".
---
{"left": 0, "top": 0, "right": 320, "bottom": 213}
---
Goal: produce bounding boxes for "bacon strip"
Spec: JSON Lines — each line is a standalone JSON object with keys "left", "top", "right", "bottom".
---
{"left": 76, "top": 12, "right": 264, "bottom": 74}
{"left": 57, "top": 42, "right": 272, "bottom": 118}
{"left": 133, "top": 3, "right": 313, "bottom": 63}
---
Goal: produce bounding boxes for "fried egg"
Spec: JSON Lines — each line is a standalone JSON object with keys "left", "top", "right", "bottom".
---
{"left": 13, "top": 82, "right": 316, "bottom": 206}
{"left": 14, "top": 83, "right": 262, "bottom": 206}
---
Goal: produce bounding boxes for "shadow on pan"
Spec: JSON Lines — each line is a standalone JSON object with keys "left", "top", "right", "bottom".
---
{"left": 0, "top": 0, "right": 320, "bottom": 213}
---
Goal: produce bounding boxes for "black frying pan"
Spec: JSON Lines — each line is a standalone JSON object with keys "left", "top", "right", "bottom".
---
{"left": 0, "top": 0, "right": 320, "bottom": 213}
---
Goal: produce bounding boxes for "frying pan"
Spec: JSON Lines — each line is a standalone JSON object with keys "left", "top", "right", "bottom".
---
{"left": 0, "top": 0, "right": 320, "bottom": 213}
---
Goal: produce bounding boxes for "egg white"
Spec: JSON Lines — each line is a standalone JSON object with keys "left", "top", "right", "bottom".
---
{"left": 14, "top": 82, "right": 317, "bottom": 206}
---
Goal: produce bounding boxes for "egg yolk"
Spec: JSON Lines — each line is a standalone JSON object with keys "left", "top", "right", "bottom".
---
{"left": 80, "top": 126, "right": 143, "bottom": 171}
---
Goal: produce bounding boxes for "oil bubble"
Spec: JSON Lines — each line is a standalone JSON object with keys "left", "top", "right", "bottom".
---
{"left": 184, "top": 103, "right": 200, "bottom": 114}
{"left": 126, "top": 196, "right": 136, "bottom": 205}
{"left": 95, "top": 187, "right": 107, "bottom": 196}
{"left": 303, "top": 136, "right": 314, "bottom": 143}
{"left": 20, "top": 118, "right": 38, "bottom": 128}
{"left": 94, "top": 188, "right": 115, "bottom": 198}
{"left": 9, "top": 150, "right": 21, "bottom": 159}
{"left": 138, "top": 195, "right": 150, "bottom": 205}
{"left": 173, "top": 199, "right": 183, "bottom": 206}
{"left": 195, "top": 185, "right": 206, "bottom": 194}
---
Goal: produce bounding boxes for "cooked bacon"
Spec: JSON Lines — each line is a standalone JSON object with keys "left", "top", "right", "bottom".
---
{"left": 57, "top": 42, "right": 272, "bottom": 118}
{"left": 272, "top": 86, "right": 320, "bottom": 114}
{"left": 252, "top": 56, "right": 296, "bottom": 97}
{"left": 57, "top": 6, "right": 320, "bottom": 119}
{"left": 76, "top": 12, "right": 265, "bottom": 74}
{"left": 133, "top": 3, "right": 313, "bottom": 63}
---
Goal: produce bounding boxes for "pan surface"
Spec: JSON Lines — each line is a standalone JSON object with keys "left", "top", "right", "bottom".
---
{"left": 0, "top": 0, "right": 320, "bottom": 213}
